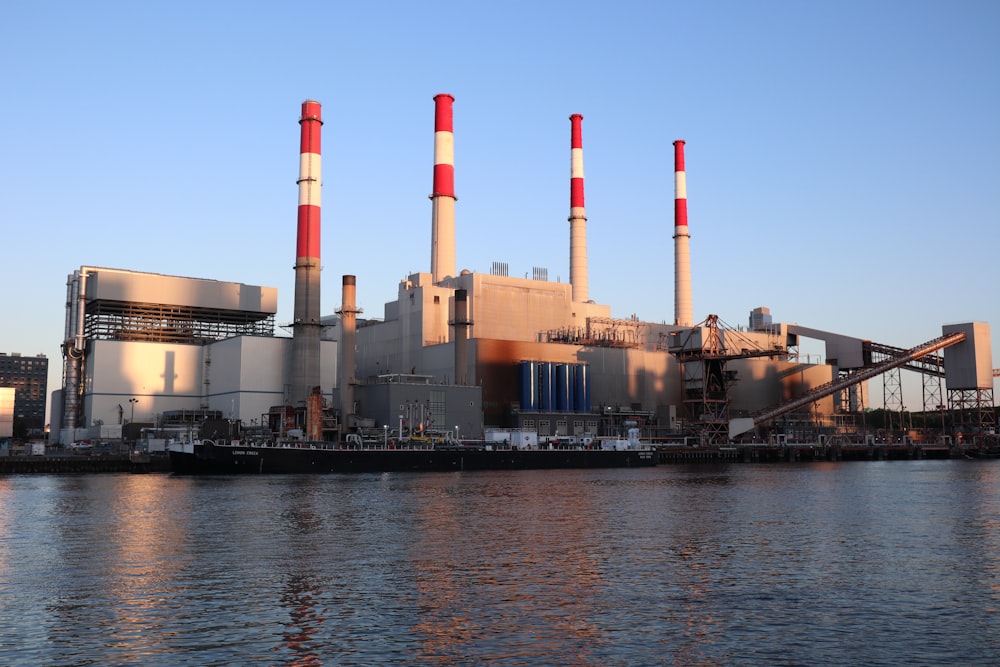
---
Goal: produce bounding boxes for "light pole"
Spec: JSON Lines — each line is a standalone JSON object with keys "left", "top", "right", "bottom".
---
{"left": 383, "top": 425, "right": 388, "bottom": 447}
{"left": 127, "top": 398, "right": 138, "bottom": 448}
{"left": 454, "top": 425, "right": 459, "bottom": 443}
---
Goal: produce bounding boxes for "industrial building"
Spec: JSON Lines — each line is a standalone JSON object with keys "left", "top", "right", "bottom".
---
{"left": 54, "top": 96, "right": 996, "bottom": 446}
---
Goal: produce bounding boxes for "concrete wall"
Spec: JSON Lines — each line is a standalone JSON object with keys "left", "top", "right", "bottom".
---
{"left": 85, "top": 339, "right": 206, "bottom": 427}
{"left": 728, "top": 358, "right": 836, "bottom": 416}
{"left": 77, "top": 336, "right": 337, "bottom": 430}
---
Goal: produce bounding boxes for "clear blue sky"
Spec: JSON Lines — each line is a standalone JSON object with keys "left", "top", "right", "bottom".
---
{"left": 2, "top": 1, "right": 998, "bottom": 419}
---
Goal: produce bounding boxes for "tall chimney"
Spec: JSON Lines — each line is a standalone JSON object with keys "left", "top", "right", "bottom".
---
{"left": 569, "top": 114, "right": 589, "bottom": 303}
{"left": 430, "top": 93, "right": 456, "bottom": 284}
{"left": 292, "top": 100, "right": 323, "bottom": 407}
{"left": 337, "top": 275, "right": 360, "bottom": 430}
{"left": 452, "top": 289, "right": 471, "bottom": 385}
{"left": 673, "top": 139, "right": 693, "bottom": 327}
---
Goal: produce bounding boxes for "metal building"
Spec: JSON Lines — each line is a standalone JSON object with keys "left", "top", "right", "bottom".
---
{"left": 54, "top": 266, "right": 337, "bottom": 444}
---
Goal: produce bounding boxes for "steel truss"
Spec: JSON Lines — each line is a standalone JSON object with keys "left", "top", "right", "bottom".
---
{"left": 84, "top": 299, "right": 275, "bottom": 344}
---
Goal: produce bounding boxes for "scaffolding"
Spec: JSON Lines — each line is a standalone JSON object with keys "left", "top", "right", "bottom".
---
{"left": 84, "top": 299, "right": 275, "bottom": 344}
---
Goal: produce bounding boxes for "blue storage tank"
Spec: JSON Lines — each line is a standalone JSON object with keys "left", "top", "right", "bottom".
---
{"left": 555, "top": 364, "right": 570, "bottom": 411}
{"left": 574, "top": 364, "right": 590, "bottom": 413}
{"left": 519, "top": 361, "right": 538, "bottom": 412}
{"left": 538, "top": 362, "right": 554, "bottom": 412}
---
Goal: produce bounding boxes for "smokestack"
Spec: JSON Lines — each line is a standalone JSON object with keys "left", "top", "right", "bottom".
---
{"left": 452, "top": 289, "right": 471, "bottom": 385}
{"left": 338, "top": 275, "right": 360, "bottom": 428}
{"left": 292, "top": 100, "right": 323, "bottom": 407}
{"left": 569, "top": 114, "right": 589, "bottom": 303}
{"left": 430, "top": 93, "right": 456, "bottom": 284}
{"left": 673, "top": 139, "right": 693, "bottom": 327}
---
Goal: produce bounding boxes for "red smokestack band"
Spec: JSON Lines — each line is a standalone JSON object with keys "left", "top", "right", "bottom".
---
{"left": 299, "top": 101, "right": 322, "bottom": 153}
{"left": 297, "top": 100, "right": 323, "bottom": 259}
{"left": 433, "top": 94, "right": 455, "bottom": 198}
{"left": 673, "top": 140, "right": 687, "bottom": 229}
{"left": 570, "top": 114, "right": 585, "bottom": 208}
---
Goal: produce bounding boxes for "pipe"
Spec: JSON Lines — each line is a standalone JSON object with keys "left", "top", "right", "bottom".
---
{"left": 430, "top": 93, "right": 456, "bottom": 284}
{"left": 569, "top": 114, "right": 589, "bottom": 303}
{"left": 62, "top": 267, "right": 89, "bottom": 438}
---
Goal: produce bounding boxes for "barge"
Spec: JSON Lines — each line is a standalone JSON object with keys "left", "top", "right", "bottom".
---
{"left": 168, "top": 435, "right": 656, "bottom": 475}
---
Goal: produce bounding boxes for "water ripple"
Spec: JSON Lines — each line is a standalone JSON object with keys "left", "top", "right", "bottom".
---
{"left": 2, "top": 463, "right": 1000, "bottom": 665}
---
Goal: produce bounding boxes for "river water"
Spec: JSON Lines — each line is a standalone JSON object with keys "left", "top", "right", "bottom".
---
{"left": 2, "top": 461, "right": 999, "bottom": 666}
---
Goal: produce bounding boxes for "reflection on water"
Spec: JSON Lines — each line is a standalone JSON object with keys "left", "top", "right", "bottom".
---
{"left": 1, "top": 462, "right": 1000, "bottom": 665}
{"left": 408, "top": 473, "right": 609, "bottom": 665}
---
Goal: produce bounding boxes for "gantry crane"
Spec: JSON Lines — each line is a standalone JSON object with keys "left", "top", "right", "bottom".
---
{"left": 669, "top": 314, "right": 786, "bottom": 444}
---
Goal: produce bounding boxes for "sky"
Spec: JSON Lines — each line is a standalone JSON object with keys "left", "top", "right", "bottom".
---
{"left": 2, "top": 1, "right": 998, "bottom": 420}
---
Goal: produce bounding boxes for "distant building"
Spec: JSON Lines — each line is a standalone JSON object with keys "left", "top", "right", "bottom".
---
{"left": 749, "top": 307, "right": 773, "bottom": 332}
{"left": 0, "top": 387, "right": 13, "bottom": 441}
{"left": 0, "top": 353, "right": 48, "bottom": 433}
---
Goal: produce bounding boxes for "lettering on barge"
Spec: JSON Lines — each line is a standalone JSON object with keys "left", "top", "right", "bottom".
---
{"left": 233, "top": 450, "right": 260, "bottom": 456}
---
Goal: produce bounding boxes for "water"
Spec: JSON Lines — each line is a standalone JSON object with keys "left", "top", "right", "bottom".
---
{"left": 2, "top": 461, "right": 999, "bottom": 666}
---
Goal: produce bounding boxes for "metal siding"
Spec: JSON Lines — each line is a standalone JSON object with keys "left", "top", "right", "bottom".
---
{"left": 86, "top": 269, "right": 276, "bottom": 313}
{"left": 943, "top": 322, "right": 994, "bottom": 389}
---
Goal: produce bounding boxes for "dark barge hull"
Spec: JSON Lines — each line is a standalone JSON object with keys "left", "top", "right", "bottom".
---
{"left": 169, "top": 442, "right": 657, "bottom": 474}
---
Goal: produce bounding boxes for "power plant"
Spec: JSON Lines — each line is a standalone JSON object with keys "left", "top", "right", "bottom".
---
{"left": 53, "top": 96, "right": 996, "bottom": 448}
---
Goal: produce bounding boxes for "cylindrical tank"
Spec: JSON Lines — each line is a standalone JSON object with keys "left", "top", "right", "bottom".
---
{"left": 574, "top": 364, "right": 590, "bottom": 413}
{"left": 538, "top": 362, "right": 554, "bottom": 412}
{"left": 519, "top": 361, "right": 538, "bottom": 412}
{"left": 555, "top": 364, "right": 572, "bottom": 412}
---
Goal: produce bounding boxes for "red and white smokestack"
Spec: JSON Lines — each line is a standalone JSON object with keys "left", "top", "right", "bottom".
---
{"left": 673, "top": 139, "right": 693, "bottom": 327}
{"left": 569, "top": 114, "right": 589, "bottom": 303}
{"left": 430, "top": 93, "right": 456, "bottom": 284}
{"left": 292, "top": 100, "right": 323, "bottom": 407}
